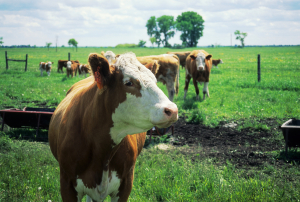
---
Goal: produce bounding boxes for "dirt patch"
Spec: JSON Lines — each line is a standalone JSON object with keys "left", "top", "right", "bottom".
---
{"left": 170, "top": 117, "right": 296, "bottom": 169}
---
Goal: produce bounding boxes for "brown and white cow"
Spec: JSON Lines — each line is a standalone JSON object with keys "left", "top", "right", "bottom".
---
{"left": 137, "top": 54, "right": 180, "bottom": 102}
{"left": 77, "top": 64, "right": 90, "bottom": 78}
{"left": 39, "top": 61, "right": 53, "bottom": 76}
{"left": 48, "top": 52, "right": 178, "bottom": 202}
{"left": 101, "top": 51, "right": 116, "bottom": 64}
{"left": 184, "top": 50, "right": 213, "bottom": 100}
{"left": 57, "top": 60, "right": 79, "bottom": 73}
{"left": 167, "top": 51, "right": 191, "bottom": 69}
{"left": 212, "top": 59, "right": 223, "bottom": 68}
{"left": 66, "top": 61, "right": 79, "bottom": 78}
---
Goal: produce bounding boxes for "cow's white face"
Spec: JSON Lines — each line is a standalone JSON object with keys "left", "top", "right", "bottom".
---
{"left": 195, "top": 52, "right": 206, "bottom": 71}
{"left": 110, "top": 53, "right": 178, "bottom": 144}
{"left": 47, "top": 61, "right": 52, "bottom": 69}
{"left": 104, "top": 51, "right": 116, "bottom": 64}
{"left": 67, "top": 61, "right": 72, "bottom": 69}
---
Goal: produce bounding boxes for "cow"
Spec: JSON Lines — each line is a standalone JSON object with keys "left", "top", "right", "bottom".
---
{"left": 57, "top": 60, "right": 79, "bottom": 73}
{"left": 184, "top": 50, "right": 213, "bottom": 100}
{"left": 77, "top": 64, "right": 90, "bottom": 78}
{"left": 66, "top": 61, "right": 79, "bottom": 78}
{"left": 39, "top": 61, "right": 53, "bottom": 76}
{"left": 212, "top": 59, "right": 223, "bottom": 68}
{"left": 137, "top": 54, "right": 180, "bottom": 102}
{"left": 48, "top": 52, "right": 178, "bottom": 202}
{"left": 101, "top": 51, "right": 116, "bottom": 64}
{"left": 167, "top": 51, "right": 191, "bottom": 69}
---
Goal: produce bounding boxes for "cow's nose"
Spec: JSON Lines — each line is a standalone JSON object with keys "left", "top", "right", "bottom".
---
{"left": 163, "top": 105, "right": 178, "bottom": 121}
{"left": 197, "top": 66, "right": 204, "bottom": 71}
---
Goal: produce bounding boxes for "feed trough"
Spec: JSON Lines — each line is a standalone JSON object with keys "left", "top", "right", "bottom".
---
{"left": 0, "top": 107, "right": 55, "bottom": 138}
{"left": 280, "top": 119, "right": 300, "bottom": 155}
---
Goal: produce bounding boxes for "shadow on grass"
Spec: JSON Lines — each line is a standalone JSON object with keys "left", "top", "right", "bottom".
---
{"left": 2, "top": 128, "right": 49, "bottom": 142}
{"left": 277, "top": 148, "right": 300, "bottom": 163}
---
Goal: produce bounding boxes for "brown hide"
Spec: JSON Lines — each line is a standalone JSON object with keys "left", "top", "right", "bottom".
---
{"left": 39, "top": 61, "right": 53, "bottom": 72}
{"left": 167, "top": 51, "right": 191, "bottom": 69}
{"left": 49, "top": 54, "right": 147, "bottom": 201}
{"left": 66, "top": 62, "right": 79, "bottom": 78}
{"left": 212, "top": 59, "right": 222, "bottom": 66}
{"left": 77, "top": 64, "right": 91, "bottom": 76}
{"left": 57, "top": 60, "right": 79, "bottom": 73}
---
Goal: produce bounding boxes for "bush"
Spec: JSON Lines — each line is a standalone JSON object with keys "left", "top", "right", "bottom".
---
{"left": 171, "top": 43, "right": 185, "bottom": 49}
{"left": 115, "top": 43, "right": 137, "bottom": 48}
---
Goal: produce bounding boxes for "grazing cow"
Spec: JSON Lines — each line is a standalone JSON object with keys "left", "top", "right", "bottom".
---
{"left": 39, "top": 61, "right": 53, "bottom": 76}
{"left": 167, "top": 51, "right": 191, "bottom": 69}
{"left": 66, "top": 61, "right": 79, "bottom": 78}
{"left": 184, "top": 50, "right": 213, "bottom": 100}
{"left": 78, "top": 64, "right": 90, "bottom": 78}
{"left": 57, "top": 60, "right": 79, "bottom": 73}
{"left": 101, "top": 51, "right": 116, "bottom": 64}
{"left": 48, "top": 52, "right": 178, "bottom": 202}
{"left": 212, "top": 59, "right": 223, "bottom": 68}
{"left": 137, "top": 54, "right": 180, "bottom": 101}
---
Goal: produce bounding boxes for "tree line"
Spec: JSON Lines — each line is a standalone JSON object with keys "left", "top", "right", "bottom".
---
{"left": 146, "top": 11, "right": 205, "bottom": 48}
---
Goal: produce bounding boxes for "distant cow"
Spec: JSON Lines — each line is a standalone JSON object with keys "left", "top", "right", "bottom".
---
{"left": 39, "top": 61, "right": 53, "bottom": 76}
{"left": 48, "top": 52, "right": 178, "bottom": 201}
{"left": 167, "top": 51, "right": 191, "bottom": 69}
{"left": 101, "top": 51, "right": 116, "bottom": 64}
{"left": 66, "top": 61, "right": 79, "bottom": 78}
{"left": 57, "top": 60, "right": 79, "bottom": 73}
{"left": 77, "top": 64, "right": 90, "bottom": 78}
{"left": 137, "top": 54, "right": 180, "bottom": 101}
{"left": 184, "top": 50, "right": 213, "bottom": 100}
{"left": 212, "top": 59, "right": 223, "bottom": 68}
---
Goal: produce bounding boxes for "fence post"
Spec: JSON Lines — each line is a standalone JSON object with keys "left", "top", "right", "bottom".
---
{"left": 5, "top": 51, "right": 8, "bottom": 70}
{"left": 68, "top": 52, "right": 70, "bottom": 61}
{"left": 25, "top": 54, "right": 28, "bottom": 71}
{"left": 257, "top": 54, "right": 261, "bottom": 82}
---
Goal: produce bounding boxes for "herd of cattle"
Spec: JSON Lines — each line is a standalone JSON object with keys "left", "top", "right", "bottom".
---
{"left": 46, "top": 50, "right": 223, "bottom": 201}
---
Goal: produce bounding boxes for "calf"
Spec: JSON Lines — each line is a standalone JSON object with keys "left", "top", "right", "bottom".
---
{"left": 184, "top": 50, "right": 213, "bottom": 100}
{"left": 101, "top": 51, "right": 116, "bottom": 64}
{"left": 167, "top": 51, "right": 191, "bottom": 69}
{"left": 66, "top": 61, "right": 79, "bottom": 78}
{"left": 212, "top": 59, "right": 223, "bottom": 68}
{"left": 137, "top": 54, "right": 180, "bottom": 101}
{"left": 57, "top": 60, "right": 79, "bottom": 73}
{"left": 48, "top": 52, "right": 178, "bottom": 202}
{"left": 77, "top": 64, "right": 90, "bottom": 78}
{"left": 39, "top": 61, "right": 53, "bottom": 76}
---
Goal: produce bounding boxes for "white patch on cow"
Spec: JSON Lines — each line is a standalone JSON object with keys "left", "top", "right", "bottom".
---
{"left": 203, "top": 82, "right": 209, "bottom": 100}
{"left": 79, "top": 65, "right": 82, "bottom": 71}
{"left": 104, "top": 51, "right": 116, "bottom": 64}
{"left": 67, "top": 61, "right": 72, "bottom": 70}
{"left": 110, "top": 53, "right": 177, "bottom": 145}
{"left": 195, "top": 52, "right": 206, "bottom": 71}
{"left": 75, "top": 170, "right": 121, "bottom": 202}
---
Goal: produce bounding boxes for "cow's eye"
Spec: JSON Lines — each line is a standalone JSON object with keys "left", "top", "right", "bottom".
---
{"left": 125, "top": 81, "right": 133, "bottom": 86}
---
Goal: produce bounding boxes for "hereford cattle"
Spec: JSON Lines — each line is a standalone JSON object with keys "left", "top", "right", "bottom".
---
{"left": 48, "top": 52, "right": 178, "bottom": 202}
{"left": 167, "top": 51, "right": 191, "bottom": 69}
{"left": 39, "top": 61, "right": 53, "bottom": 76}
{"left": 137, "top": 54, "right": 180, "bottom": 101}
{"left": 66, "top": 61, "right": 79, "bottom": 78}
{"left": 184, "top": 50, "right": 213, "bottom": 100}
{"left": 101, "top": 51, "right": 116, "bottom": 64}
{"left": 212, "top": 59, "right": 223, "bottom": 68}
{"left": 57, "top": 60, "right": 79, "bottom": 73}
{"left": 77, "top": 64, "right": 90, "bottom": 78}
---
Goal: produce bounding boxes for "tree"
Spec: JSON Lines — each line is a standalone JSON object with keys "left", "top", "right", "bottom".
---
{"left": 150, "top": 37, "right": 156, "bottom": 47}
{"left": 0, "top": 37, "right": 3, "bottom": 46}
{"left": 157, "top": 15, "right": 175, "bottom": 47}
{"left": 234, "top": 30, "right": 247, "bottom": 48}
{"left": 46, "top": 42, "right": 52, "bottom": 51}
{"left": 68, "top": 38, "right": 78, "bottom": 51}
{"left": 138, "top": 40, "right": 146, "bottom": 47}
{"left": 146, "top": 16, "right": 161, "bottom": 48}
{"left": 176, "top": 11, "right": 204, "bottom": 47}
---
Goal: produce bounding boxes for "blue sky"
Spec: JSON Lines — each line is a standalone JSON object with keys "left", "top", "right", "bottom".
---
{"left": 0, "top": 0, "right": 299, "bottom": 47}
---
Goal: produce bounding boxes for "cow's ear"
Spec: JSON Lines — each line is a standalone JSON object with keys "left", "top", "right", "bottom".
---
{"left": 206, "top": 54, "right": 212, "bottom": 60}
{"left": 88, "top": 53, "right": 111, "bottom": 89}
{"left": 190, "top": 55, "right": 196, "bottom": 60}
{"left": 115, "top": 54, "right": 121, "bottom": 58}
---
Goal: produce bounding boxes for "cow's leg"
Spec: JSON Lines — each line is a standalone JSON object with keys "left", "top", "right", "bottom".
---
{"left": 193, "top": 79, "right": 200, "bottom": 100}
{"left": 110, "top": 172, "right": 134, "bottom": 202}
{"left": 47, "top": 71, "right": 50, "bottom": 76}
{"left": 166, "top": 80, "right": 175, "bottom": 102}
{"left": 60, "top": 173, "right": 80, "bottom": 202}
{"left": 40, "top": 69, "right": 43, "bottom": 76}
{"left": 203, "top": 82, "right": 210, "bottom": 100}
{"left": 183, "top": 74, "right": 191, "bottom": 99}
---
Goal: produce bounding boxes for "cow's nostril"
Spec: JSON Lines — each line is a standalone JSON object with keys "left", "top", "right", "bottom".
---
{"left": 164, "top": 108, "right": 172, "bottom": 117}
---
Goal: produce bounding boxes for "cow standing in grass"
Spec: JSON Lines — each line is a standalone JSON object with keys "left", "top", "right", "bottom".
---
{"left": 57, "top": 60, "right": 79, "bottom": 73}
{"left": 77, "top": 64, "right": 90, "bottom": 78}
{"left": 184, "top": 50, "right": 213, "bottom": 100}
{"left": 212, "top": 59, "right": 223, "bottom": 68}
{"left": 48, "top": 52, "right": 178, "bottom": 202}
{"left": 66, "top": 61, "right": 79, "bottom": 78}
{"left": 39, "top": 61, "right": 53, "bottom": 76}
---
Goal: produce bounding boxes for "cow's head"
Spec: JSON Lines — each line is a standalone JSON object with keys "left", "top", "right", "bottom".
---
{"left": 190, "top": 52, "right": 212, "bottom": 71}
{"left": 104, "top": 51, "right": 116, "bottom": 65}
{"left": 88, "top": 52, "right": 178, "bottom": 144}
{"left": 66, "top": 61, "right": 72, "bottom": 70}
{"left": 47, "top": 61, "right": 53, "bottom": 69}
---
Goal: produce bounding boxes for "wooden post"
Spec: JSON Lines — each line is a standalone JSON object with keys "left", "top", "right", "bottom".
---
{"left": 257, "top": 54, "right": 261, "bottom": 82}
{"left": 5, "top": 51, "right": 8, "bottom": 70}
{"left": 68, "top": 52, "right": 70, "bottom": 61}
{"left": 25, "top": 54, "right": 28, "bottom": 71}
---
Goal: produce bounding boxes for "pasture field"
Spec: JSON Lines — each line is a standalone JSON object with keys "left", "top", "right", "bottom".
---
{"left": 0, "top": 46, "right": 300, "bottom": 201}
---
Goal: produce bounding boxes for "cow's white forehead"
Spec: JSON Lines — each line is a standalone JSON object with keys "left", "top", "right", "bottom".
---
{"left": 115, "top": 53, "right": 157, "bottom": 85}
{"left": 105, "top": 51, "right": 116, "bottom": 58}
{"left": 196, "top": 52, "right": 206, "bottom": 59}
